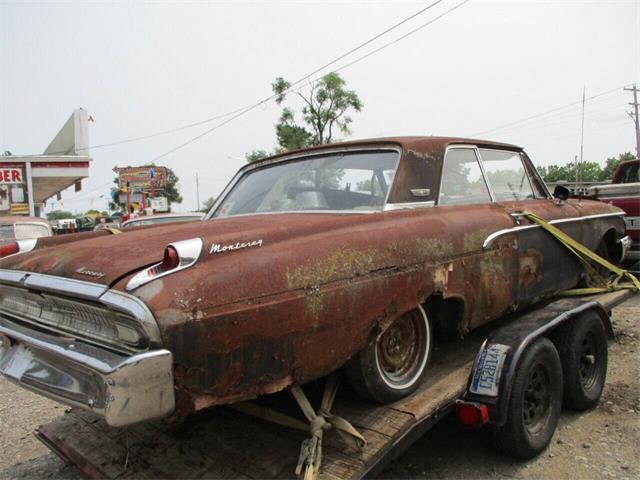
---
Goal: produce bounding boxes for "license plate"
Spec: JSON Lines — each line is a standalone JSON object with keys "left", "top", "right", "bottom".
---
{"left": 470, "top": 343, "right": 510, "bottom": 397}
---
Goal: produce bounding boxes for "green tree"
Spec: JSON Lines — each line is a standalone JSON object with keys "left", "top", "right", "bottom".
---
{"left": 46, "top": 210, "right": 75, "bottom": 220}
{"left": 272, "top": 72, "right": 363, "bottom": 150}
{"left": 244, "top": 73, "right": 363, "bottom": 161}
{"left": 538, "top": 162, "right": 603, "bottom": 183}
{"left": 245, "top": 150, "right": 270, "bottom": 163}
{"left": 201, "top": 196, "right": 216, "bottom": 212}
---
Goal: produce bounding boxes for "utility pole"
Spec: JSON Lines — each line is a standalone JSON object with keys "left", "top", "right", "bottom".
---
{"left": 578, "top": 86, "right": 586, "bottom": 187}
{"left": 195, "top": 172, "right": 200, "bottom": 212}
{"left": 624, "top": 84, "right": 640, "bottom": 159}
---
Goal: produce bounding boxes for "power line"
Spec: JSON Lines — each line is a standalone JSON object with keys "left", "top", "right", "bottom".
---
{"left": 61, "top": 0, "right": 471, "bottom": 204}
{"left": 18, "top": 1, "right": 448, "bottom": 160}
{"left": 330, "top": 0, "right": 471, "bottom": 76}
{"left": 148, "top": 0, "right": 470, "bottom": 164}
{"left": 469, "top": 85, "right": 630, "bottom": 138}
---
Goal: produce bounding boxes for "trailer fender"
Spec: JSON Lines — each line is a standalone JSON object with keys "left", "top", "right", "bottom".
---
{"left": 464, "top": 300, "right": 612, "bottom": 427}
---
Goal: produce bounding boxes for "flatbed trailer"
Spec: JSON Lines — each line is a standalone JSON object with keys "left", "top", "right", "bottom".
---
{"left": 34, "top": 289, "right": 636, "bottom": 479}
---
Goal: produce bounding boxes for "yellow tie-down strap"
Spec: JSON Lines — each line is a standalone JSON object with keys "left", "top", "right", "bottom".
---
{"left": 521, "top": 211, "right": 640, "bottom": 296}
{"left": 104, "top": 227, "right": 122, "bottom": 235}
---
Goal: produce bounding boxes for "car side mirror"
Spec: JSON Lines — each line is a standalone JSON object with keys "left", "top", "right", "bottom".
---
{"left": 552, "top": 185, "right": 570, "bottom": 202}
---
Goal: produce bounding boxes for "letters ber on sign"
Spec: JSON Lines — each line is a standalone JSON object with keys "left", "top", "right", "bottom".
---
{"left": 0, "top": 169, "right": 23, "bottom": 184}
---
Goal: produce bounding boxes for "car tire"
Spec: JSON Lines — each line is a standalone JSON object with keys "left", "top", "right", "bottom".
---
{"left": 345, "top": 306, "right": 432, "bottom": 403}
{"left": 584, "top": 239, "right": 612, "bottom": 287}
{"left": 492, "top": 337, "right": 562, "bottom": 460}
{"left": 552, "top": 311, "right": 607, "bottom": 411}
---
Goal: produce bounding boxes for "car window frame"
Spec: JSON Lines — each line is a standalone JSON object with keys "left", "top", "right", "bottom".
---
{"left": 435, "top": 145, "right": 495, "bottom": 206}
{"left": 477, "top": 147, "right": 540, "bottom": 202}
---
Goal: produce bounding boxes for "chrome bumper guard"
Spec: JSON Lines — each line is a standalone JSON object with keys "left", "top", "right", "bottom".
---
{"left": 0, "top": 316, "right": 175, "bottom": 427}
{"left": 619, "top": 235, "right": 632, "bottom": 262}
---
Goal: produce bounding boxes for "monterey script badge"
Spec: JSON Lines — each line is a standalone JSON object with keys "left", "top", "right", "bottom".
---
{"left": 210, "top": 239, "right": 263, "bottom": 255}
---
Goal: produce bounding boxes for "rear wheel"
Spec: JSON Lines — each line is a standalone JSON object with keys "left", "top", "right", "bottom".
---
{"left": 553, "top": 311, "right": 608, "bottom": 410}
{"left": 492, "top": 337, "right": 562, "bottom": 460}
{"left": 346, "top": 306, "right": 432, "bottom": 403}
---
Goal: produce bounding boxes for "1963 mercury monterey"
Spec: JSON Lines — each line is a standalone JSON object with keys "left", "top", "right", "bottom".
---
{"left": 0, "top": 137, "right": 630, "bottom": 426}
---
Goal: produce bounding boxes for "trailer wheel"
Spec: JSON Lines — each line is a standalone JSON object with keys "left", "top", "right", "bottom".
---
{"left": 493, "top": 337, "right": 562, "bottom": 460}
{"left": 346, "top": 306, "right": 432, "bottom": 403}
{"left": 553, "top": 311, "right": 607, "bottom": 411}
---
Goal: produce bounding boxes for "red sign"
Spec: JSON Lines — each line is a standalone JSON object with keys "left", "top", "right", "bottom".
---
{"left": 0, "top": 168, "right": 23, "bottom": 184}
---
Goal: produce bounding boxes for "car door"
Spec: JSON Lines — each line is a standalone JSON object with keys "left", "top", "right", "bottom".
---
{"left": 477, "top": 148, "right": 583, "bottom": 304}
{"left": 437, "top": 146, "right": 521, "bottom": 329}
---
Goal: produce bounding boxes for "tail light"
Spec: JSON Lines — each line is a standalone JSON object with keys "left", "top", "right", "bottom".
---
{"left": 126, "top": 238, "right": 203, "bottom": 290}
{"left": 0, "top": 239, "right": 37, "bottom": 259}
{"left": 455, "top": 401, "right": 489, "bottom": 428}
{"left": 0, "top": 243, "right": 19, "bottom": 258}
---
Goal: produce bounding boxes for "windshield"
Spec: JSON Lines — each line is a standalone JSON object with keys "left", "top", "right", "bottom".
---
{"left": 212, "top": 150, "right": 398, "bottom": 217}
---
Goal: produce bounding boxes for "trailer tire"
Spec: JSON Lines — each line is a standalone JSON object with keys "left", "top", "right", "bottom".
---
{"left": 492, "top": 337, "right": 562, "bottom": 460}
{"left": 346, "top": 306, "right": 432, "bottom": 403}
{"left": 553, "top": 311, "right": 607, "bottom": 411}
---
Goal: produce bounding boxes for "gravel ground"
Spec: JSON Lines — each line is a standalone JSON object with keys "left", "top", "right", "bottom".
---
{"left": 0, "top": 295, "right": 638, "bottom": 479}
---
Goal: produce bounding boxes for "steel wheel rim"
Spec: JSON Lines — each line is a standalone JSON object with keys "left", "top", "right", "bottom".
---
{"left": 522, "top": 364, "right": 552, "bottom": 434}
{"left": 578, "top": 332, "right": 598, "bottom": 389}
{"left": 375, "top": 307, "right": 429, "bottom": 389}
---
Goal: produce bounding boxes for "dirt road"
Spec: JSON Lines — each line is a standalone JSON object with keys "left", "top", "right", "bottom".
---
{"left": 0, "top": 295, "right": 638, "bottom": 479}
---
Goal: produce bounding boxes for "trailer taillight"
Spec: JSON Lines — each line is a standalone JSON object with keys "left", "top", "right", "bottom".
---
{"left": 455, "top": 401, "right": 489, "bottom": 428}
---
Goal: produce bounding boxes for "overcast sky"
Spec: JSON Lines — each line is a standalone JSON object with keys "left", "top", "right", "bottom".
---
{"left": 1, "top": 0, "right": 638, "bottom": 214}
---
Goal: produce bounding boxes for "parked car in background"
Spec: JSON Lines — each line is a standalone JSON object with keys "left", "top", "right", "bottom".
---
{"left": 0, "top": 136, "right": 630, "bottom": 427}
{"left": 589, "top": 159, "right": 639, "bottom": 262}
{"left": 0, "top": 215, "right": 52, "bottom": 248}
{"left": 120, "top": 212, "right": 204, "bottom": 229}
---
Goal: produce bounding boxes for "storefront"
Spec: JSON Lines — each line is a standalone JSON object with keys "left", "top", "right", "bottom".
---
{"left": 0, "top": 109, "right": 91, "bottom": 217}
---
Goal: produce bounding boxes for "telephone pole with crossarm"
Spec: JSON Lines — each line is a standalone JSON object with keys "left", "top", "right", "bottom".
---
{"left": 624, "top": 84, "right": 640, "bottom": 159}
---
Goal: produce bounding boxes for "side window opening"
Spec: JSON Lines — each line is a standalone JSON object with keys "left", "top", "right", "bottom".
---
{"left": 479, "top": 149, "right": 536, "bottom": 201}
{"left": 438, "top": 148, "right": 491, "bottom": 205}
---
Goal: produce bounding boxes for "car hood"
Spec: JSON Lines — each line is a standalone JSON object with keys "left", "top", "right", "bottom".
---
{"left": 0, "top": 213, "right": 377, "bottom": 287}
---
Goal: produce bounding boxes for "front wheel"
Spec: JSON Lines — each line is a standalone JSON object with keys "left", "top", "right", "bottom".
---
{"left": 492, "top": 337, "right": 563, "bottom": 460}
{"left": 346, "top": 306, "right": 432, "bottom": 403}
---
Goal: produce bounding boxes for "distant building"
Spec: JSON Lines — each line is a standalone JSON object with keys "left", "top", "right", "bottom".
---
{"left": 0, "top": 109, "right": 92, "bottom": 216}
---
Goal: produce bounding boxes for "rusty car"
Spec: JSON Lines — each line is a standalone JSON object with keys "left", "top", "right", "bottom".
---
{"left": 0, "top": 137, "right": 631, "bottom": 426}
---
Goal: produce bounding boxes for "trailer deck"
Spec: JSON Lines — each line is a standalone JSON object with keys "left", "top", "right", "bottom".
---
{"left": 34, "top": 290, "right": 635, "bottom": 479}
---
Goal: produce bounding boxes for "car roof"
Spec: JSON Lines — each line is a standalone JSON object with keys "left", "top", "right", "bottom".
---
{"left": 240, "top": 136, "right": 522, "bottom": 172}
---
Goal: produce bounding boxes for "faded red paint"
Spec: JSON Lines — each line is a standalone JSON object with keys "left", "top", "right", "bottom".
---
{"left": 0, "top": 136, "right": 627, "bottom": 416}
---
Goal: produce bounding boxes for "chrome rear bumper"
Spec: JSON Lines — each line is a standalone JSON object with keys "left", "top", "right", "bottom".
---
{"left": 0, "top": 316, "right": 175, "bottom": 427}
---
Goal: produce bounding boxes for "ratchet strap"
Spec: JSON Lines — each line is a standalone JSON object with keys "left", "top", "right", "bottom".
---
{"left": 232, "top": 374, "right": 366, "bottom": 480}
{"left": 104, "top": 227, "right": 122, "bottom": 234}
{"left": 520, "top": 211, "right": 640, "bottom": 296}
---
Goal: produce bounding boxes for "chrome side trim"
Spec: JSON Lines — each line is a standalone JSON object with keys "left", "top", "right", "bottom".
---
{"left": 0, "top": 317, "right": 174, "bottom": 427}
{"left": 0, "top": 269, "right": 163, "bottom": 346}
{"left": 482, "top": 212, "right": 625, "bottom": 249}
{"left": 384, "top": 201, "right": 435, "bottom": 211}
